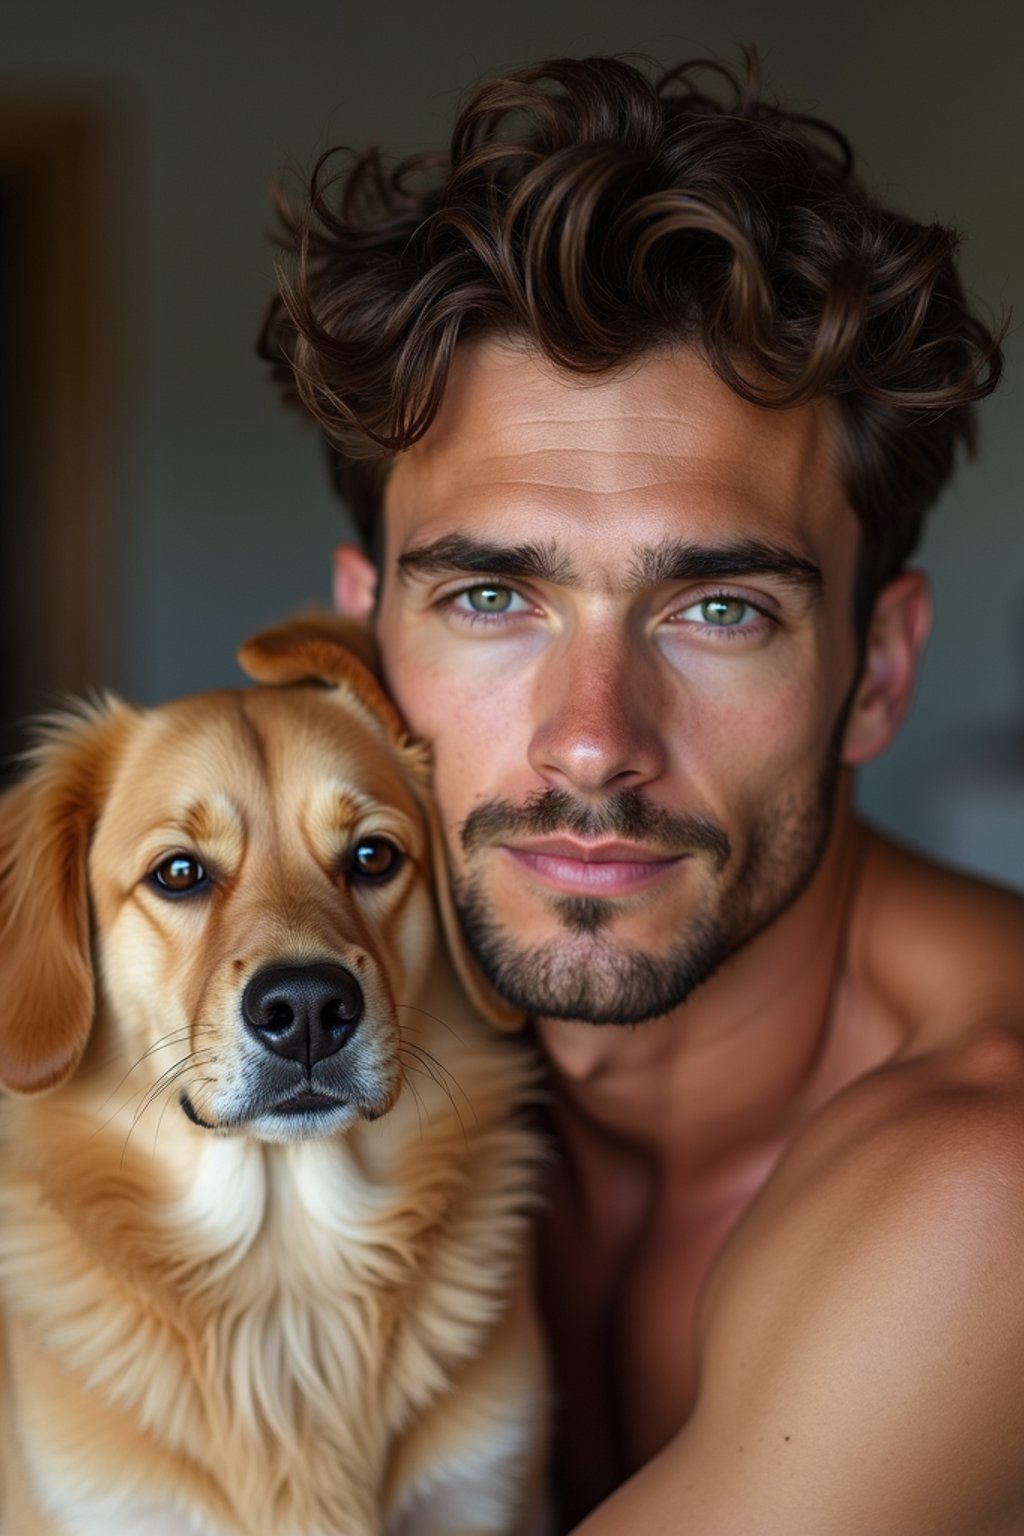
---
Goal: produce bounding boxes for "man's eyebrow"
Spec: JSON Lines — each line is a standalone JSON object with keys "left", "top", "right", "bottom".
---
{"left": 396, "top": 531, "right": 823, "bottom": 597}
{"left": 397, "top": 533, "right": 578, "bottom": 584}
{"left": 628, "top": 537, "right": 823, "bottom": 595}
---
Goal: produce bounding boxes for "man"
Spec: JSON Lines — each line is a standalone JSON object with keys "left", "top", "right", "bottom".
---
{"left": 263, "top": 53, "right": 1023, "bottom": 1533}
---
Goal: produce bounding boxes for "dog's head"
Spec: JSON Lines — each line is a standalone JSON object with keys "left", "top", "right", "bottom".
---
{"left": 0, "top": 616, "right": 521, "bottom": 1141}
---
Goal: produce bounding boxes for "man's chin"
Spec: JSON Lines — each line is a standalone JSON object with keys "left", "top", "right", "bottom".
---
{"left": 475, "top": 883, "right": 690, "bottom": 950}
{"left": 455, "top": 906, "right": 729, "bottom": 1026}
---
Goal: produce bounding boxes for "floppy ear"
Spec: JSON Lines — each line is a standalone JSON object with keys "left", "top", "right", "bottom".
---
{"left": 407, "top": 775, "right": 526, "bottom": 1035}
{"left": 240, "top": 612, "right": 525, "bottom": 1033}
{"left": 0, "top": 701, "right": 132, "bottom": 1094}
{"left": 238, "top": 612, "right": 408, "bottom": 745}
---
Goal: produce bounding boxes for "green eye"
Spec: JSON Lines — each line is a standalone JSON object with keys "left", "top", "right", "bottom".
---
{"left": 151, "top": 854, "right": 209, "bottom": 896}
{"left": 466, "top": 585, "right": 514, "bottom": 613}
{"left": 701, "top": 597, "right": 748, "bottom": 626}
{"left": 349, "top": 838, "right": 403, "bottom": 882}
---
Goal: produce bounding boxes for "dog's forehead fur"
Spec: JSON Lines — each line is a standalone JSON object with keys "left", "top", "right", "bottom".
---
{"left": 91, "top": 684, "right": 425, "bottom": 872}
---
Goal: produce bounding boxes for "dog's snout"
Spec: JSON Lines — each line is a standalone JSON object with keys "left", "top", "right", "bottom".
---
{"left": 242, "top": 963, "right": 364, "bottom": 1067}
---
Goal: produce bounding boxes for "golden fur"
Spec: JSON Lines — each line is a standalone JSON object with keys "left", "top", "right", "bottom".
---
{"left": 0, "top": 618, "right": 546, "bottom": 1536}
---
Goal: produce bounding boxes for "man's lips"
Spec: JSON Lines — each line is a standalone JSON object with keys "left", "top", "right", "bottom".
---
{"left": 500, "top": 837, "right": 686, "bottom": 895}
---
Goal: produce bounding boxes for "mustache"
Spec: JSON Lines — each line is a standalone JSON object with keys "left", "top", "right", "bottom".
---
{"left": 459, "top": 787, "right": 731, "bottom": 870}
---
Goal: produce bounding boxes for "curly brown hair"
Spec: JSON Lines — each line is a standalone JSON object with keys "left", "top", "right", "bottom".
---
{"left": 260, "top": 51, "right": 1003, "bottom": 632}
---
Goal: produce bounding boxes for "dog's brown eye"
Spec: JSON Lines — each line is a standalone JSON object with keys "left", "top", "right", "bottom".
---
{"left": 349, "top": 838, "right": 402, "bottom": 882}
{"left": 151, "top": 854, "right": 209, "bottom": 896}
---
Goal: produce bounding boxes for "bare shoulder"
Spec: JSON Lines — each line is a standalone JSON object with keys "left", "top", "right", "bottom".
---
{"left": 723, "top": 1020, "right": 1024, "bottom": 1312}
{"left": 686, "top": 1033, "right": 1024, "bottom": 1519}
{"left": 582, "top": 1048, "right": 1024, "bottom": 1536}
{"left": 640, "top": 842, "right": 1024, "bottom": 1533}
{"left": 721, "top": 827, "right": 1024, "bottom": 1313}
{"left": 737, "top": 827, "right": 1024, "bottom": 1281}
{"left": 572, "top": 838, "right": 1024, "bottom": 1532}
{"left": 852, "top": 825, "right": 1024, "bottom": 1048}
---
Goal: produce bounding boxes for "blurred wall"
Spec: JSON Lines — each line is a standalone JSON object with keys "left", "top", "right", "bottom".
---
{"left": 2, "top": 0, "right": 1022, "bottom": 882}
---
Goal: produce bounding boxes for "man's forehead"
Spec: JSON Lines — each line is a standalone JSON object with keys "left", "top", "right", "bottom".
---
{"left": 384, "top": 337, "right": 850, "bottom": 555}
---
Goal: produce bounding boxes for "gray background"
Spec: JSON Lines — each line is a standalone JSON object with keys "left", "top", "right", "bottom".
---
{"left": 2, "top": 0, "right": 1022, "bottom": 884}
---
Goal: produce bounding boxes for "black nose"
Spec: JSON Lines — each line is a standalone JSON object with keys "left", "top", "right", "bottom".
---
{"left": 241, "top": 963, "right": 364, "bottom": 1067}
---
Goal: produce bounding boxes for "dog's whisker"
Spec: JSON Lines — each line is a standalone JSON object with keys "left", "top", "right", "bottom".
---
{"left": 395, "top": 1001, "right": 466, "bottom": 1043}
{"left": 146, "top": 1052, "right": 215, "bottom": 1114}
{"left": 124, "top": 1057, "right": 195, "bottom": 1139}
{"left": 97, "top": 1027, "right": 207, "bottom": 1111}
{"left": 67, "top": 1037, "right": 181, "bottom": 1085}
{"left": 91, "top": 1062, "right": 191, "bottom": 1143}
{"left": 119, "top": 1052, "right": 215, "bottom": 1165}
{"left": 96, "top": 1044, "right": 217, "bottom": 1136}
{"left": 152, "top": 1080, "right": 180, "bottom": 1156}
{"left": 399, "top": 1069, "right": 428, "bottom": 1143}
{"left": 148, "top": 1053, "right": 215, "bottom": 1155}
{"left": 399, "top": 1041, "right": 476, "bottom": 1134}
{"left": 399, "top": 1040, "right": 460, "bottom": 1099}
{"left": 395, "top": 1007, "right": 480, "bottom": 1131}
{"left": 76, "top": 1023, "right": 217, "bottom": 1093}
{"left": 398, "top": 1045, "right": 469, "bottom": 1144}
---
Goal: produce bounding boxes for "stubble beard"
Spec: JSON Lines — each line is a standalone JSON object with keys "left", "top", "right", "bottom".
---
{"left": 450, "top": 744, "right": 844, "bottom": 1027}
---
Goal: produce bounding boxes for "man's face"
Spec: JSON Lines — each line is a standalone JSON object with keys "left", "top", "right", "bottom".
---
{"left": 375, "top": 340, "right": 862, "bottom": 1025}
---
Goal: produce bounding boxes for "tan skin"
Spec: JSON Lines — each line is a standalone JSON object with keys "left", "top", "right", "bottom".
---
{"left": 335, "top": 339, "right": 1024, "bottom": 1535}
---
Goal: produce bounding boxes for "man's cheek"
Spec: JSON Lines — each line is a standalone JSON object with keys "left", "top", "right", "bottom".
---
{"left": 381, "top": 660, "right": 456, "bottom": 744}
{"left": 682, "top": 694, "right": 824, "bottom": 810}
{"left": 431, "top": 726, "right": 521, "bottom": 828}
{"left": 407, "top": 663, "right": 531, "bottom": 763}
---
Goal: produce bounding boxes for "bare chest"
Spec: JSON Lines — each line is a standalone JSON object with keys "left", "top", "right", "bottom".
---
{"left": 536, "top": 1154, "right": 754, "bottom": 1529}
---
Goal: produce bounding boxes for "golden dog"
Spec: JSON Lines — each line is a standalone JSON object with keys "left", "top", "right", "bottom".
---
{"left": 0, "top": 617, "right": 546, "bottom": 1536}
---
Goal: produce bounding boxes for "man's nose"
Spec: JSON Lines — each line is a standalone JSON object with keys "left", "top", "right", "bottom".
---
{"left": 527, "top": 631, "right": 668, "bottom": 795}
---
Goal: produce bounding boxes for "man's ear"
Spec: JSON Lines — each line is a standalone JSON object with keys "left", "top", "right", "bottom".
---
{"left": 333, "top": 544, "right": 379, "bottom": 619}
{"left": 842, "top": 570, "right": 933, "bottom": 766}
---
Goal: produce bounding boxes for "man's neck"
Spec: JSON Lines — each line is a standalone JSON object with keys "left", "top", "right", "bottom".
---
{"left": 535, "top": 807, "right": 872, "bottom": 1180}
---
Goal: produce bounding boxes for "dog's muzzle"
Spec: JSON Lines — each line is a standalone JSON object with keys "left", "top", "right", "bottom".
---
{"left": 241, "top": 962, "right": 364, "bottom": 1068}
